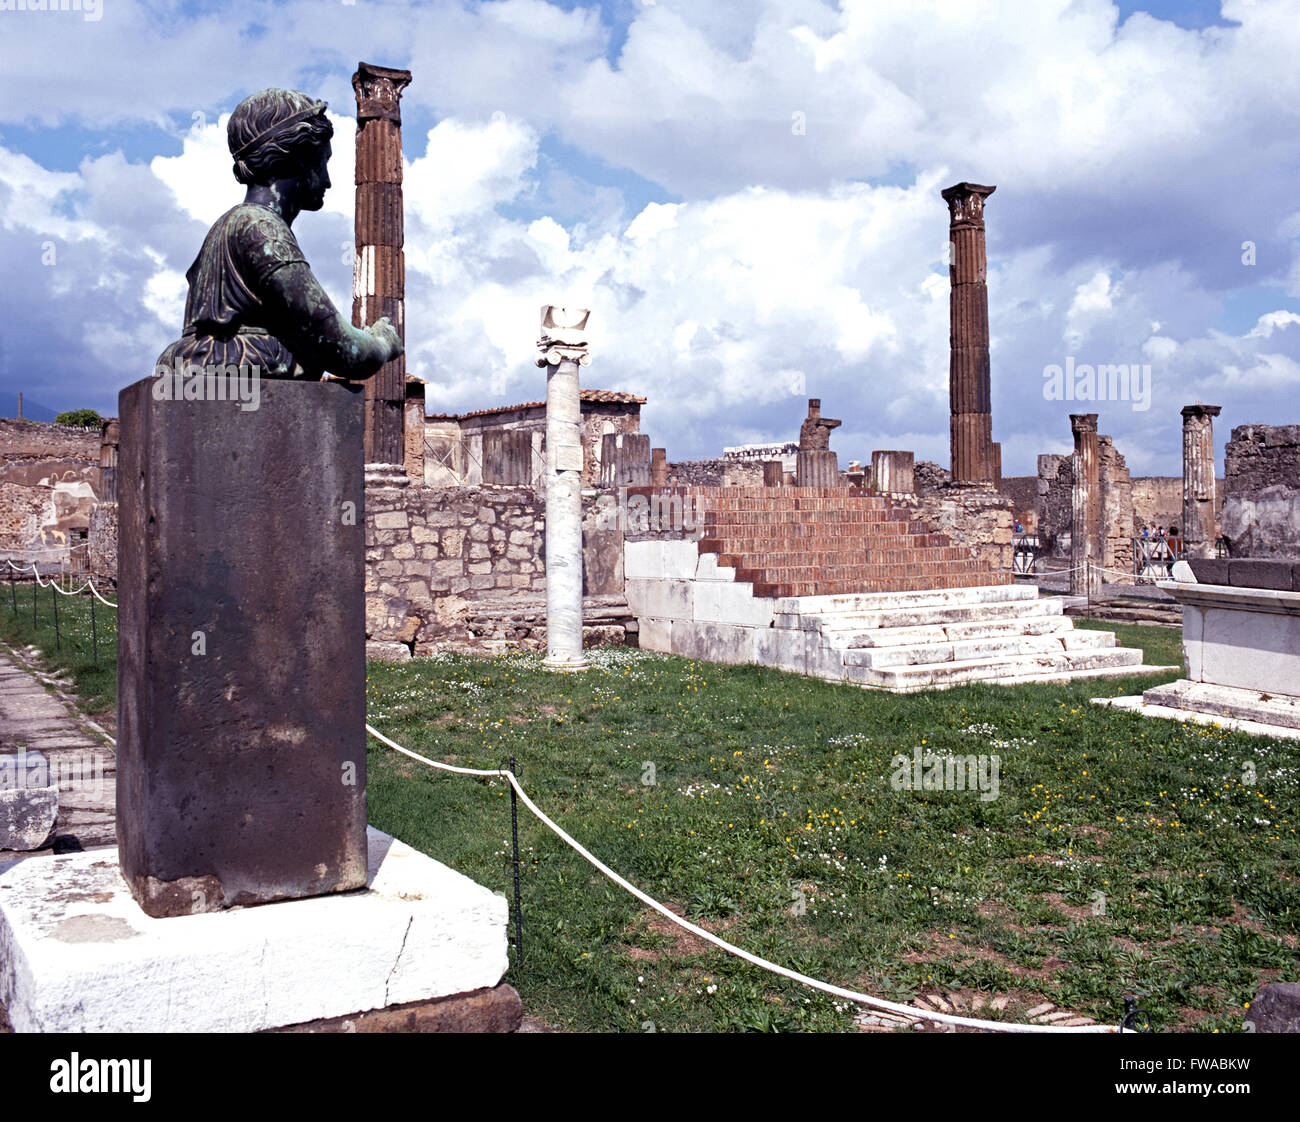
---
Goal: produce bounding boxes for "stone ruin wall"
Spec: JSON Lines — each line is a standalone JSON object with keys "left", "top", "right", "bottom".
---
{"left": 907, "top": 462, "right": 1014, "bottom": 574}
{"left": 365, "top": 484, "right": 630, "bottom": 659}
{"left": 422, "top": 402, "right": 640, "bottom": 490}
{"left": 87, "top": 503, "right": 118, "bottom": 583}
{"left": 0, "top": 418, "right": 101, "bottom": 462}
{"left": 0, "top": 418, "right": 103, "bottom": 551}
{"left": 1222, "top": 424, "right": 1300, "bottom": 558}
{"left": 667, "top": 459, "right": 765, "bottom": 487}
{"left": 1032, "top": 450, "right": 1221, "bottom": 562}
{"left": 1129, "top": 477, "right": 1182, "bottom": 537}
{"left": 913, "top": 460, "right": 951, "bottom": 494}
{"left": 0, "top": 482, "right": 55, "bottom": 550}
{"left": 905, "top": 486, "right": 1014, "bottom": 577}
{"left": 999, "top": 476, "right": 1039, "bottom": 530}
{"left": 1098, "top": 436, "right": 1133, "bottom": 581}
{"left": 1035, "top": 454, "right": 1072, "bottom": 555}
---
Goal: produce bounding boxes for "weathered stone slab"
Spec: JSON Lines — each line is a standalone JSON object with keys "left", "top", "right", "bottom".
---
{"left": 117, "top": 376, "right": 368, "bottom": 917}
{"left": 1141, "top": 679, "right": 1300, "bottom": 731}
{"left": 1190, "top": 558, "right": 1300, "bottom": 590}
{"left": 1246, "top": 983, "right": 1300, "bottom": 1033}
{"left": 0, "top": 751, "right": 57, "bottom": 852}
{"left": 1230, "top": 559, "right": 1294, "bottom": 590}
{"left": 0, "top": 828, "right": 509, "bottom": 1032}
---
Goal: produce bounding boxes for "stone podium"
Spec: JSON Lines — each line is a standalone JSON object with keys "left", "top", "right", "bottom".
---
{"left": 117, "top": 375, "right": 368, "bottom": 917}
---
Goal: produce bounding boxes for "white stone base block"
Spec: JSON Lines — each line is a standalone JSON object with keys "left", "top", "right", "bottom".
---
{"left": 0, "top": 827, "right": 508, "bottom": 1033}
{"left": 1095, "top": 682, "right": 1300, "bottom": 741}
{"left": 1095, "top": 693, "right": 1300, "bottom": 741}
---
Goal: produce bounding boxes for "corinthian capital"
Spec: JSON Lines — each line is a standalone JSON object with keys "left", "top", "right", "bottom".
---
{"left": 352, "top": 62, "right": 412, "bottom": 124}
{"left": 941, "top": 182, "right": 996, "bottom": 227}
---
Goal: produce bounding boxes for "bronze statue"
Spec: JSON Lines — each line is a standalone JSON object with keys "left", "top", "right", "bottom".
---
{"left": 156, "top": 88, "right": 402, "bottom": 380}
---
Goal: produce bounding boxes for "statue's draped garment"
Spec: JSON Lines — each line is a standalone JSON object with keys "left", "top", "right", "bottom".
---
{"left": 157, "top": 203, "right": 319, "bottom": 379}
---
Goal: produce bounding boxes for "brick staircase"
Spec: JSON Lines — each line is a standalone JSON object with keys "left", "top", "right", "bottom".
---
{"left": 625, "top": 487, "right": 1168, "bottom": 691}
{"left": 694, "top": 486, "right": 1008, "bottom": 597}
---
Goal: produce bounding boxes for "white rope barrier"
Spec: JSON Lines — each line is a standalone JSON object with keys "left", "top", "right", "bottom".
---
{"left": 1098, "top": 565, "right": 1150, "bottom": 581}
{"left": 5, "top": 559, "right": 116, "bottom": 607}
{"left": 365, "top": 722, "right": 1124, "bottom": 1034}
{"left": 87, "top": 582, "right": 118, "bottom": 609}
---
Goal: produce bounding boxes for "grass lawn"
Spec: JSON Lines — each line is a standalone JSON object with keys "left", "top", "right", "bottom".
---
{"left": 6, "top": 593, "right": 1296, "bottom": 1033}
{"left": 363, "top": 629, "right": 1297, "bottom": 1034}
{"left": 0, "top": 580, "right": 117, "bottom": 719}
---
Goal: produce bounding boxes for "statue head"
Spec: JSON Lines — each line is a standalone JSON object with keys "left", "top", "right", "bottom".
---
{"left": 228, "top": 89, "right": 334, "bottom": 210}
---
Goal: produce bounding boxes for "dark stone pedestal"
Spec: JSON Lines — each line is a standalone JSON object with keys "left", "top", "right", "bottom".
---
{"left": 117, "top": 376, "right": 368, "bottom": 917}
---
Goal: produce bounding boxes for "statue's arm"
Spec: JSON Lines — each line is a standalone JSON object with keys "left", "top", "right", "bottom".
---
{"left": 261, "top": 261, "right": 401, "bottom": 380}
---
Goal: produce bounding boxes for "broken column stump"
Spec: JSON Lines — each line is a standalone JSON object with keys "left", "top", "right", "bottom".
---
{"left": 117, "top": 376, "right": 368, "bottom": 917}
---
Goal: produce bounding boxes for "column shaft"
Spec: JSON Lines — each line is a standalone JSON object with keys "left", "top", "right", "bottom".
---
{"left": 942, "top": 182, "right": 997, "bottom": 483}
{"left": 352, "top": 63, "right": 412, "bottom": 470}
{"left": 1182, "top": 405, "right": 1222, "bottom": 560}
{"left": 545, "top": 359, "right": 586, "bottom": 669}
{"left": 1071, "top": 414, "right": 1101, "bottom": 600}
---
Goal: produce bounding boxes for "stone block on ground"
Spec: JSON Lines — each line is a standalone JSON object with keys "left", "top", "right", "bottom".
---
{"left": 0, "top": 751, "right": 57, "bottom": 852}
{"left": 1246, "top": 983, "right": 1300, "bottom": 1033}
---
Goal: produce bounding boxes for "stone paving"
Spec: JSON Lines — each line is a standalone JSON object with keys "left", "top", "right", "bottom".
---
{"left": 0, "top": 647, "right": 116, "bottom": 856}
{"left": 855, "top": 992, "right": 1100, "bottom": 1032}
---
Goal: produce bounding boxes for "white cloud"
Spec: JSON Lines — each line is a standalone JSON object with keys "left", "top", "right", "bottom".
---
{"left": 2, "top": 0, "right": 1300, "bottom": 475}
{"left": 1247, "top": 310, "right": 1300, "bottom": 338}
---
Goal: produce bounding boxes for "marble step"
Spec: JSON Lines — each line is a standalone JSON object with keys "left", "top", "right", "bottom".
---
{"left": 833, "top": 614, "right": 1075, "bottom": 649}
{"left": 844, "top": 647, "right": 1144, "bottom": 692}
{"left": 1141, "top": 680, "right": 1300, "bottom": 730}
{"left": 775, "top": 583, "right": 1039, "bottom": 615}
{"left": 840, "top": 628, "right": 1116, "bottom": 670}
{"left": 789, "top": 597, "right": 1065, "bottom": 634}
{"left": 756, "top": 574, "right": 1006, "bottom": 598}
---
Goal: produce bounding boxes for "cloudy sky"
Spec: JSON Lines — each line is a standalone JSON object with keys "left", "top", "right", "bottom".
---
{"left": 1, "top": 0, "right": 1297, "bottom": 476}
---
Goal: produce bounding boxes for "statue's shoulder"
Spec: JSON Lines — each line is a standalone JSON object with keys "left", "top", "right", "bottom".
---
{"left": 219, "top": 202, "right": 295, "bottom": 240}
{"left": 220, "top": 203, "right": 306, "bottom": 277}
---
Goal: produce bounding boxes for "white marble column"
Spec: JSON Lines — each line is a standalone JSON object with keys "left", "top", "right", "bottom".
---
{"left": 538, "top": 306, "right": 590, "bottom": 672}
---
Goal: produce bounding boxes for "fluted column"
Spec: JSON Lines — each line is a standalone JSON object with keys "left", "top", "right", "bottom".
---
{"left": 1181, "top": 404, "right": 1221, "bottom": 560}
{"left": 538, "top": 307, "right": 590, "bottom": 672}
{"left": 352, "top": 62, "right": 412, "bottom": 484}
{"left": 1071, "top": 413, "right": 1101, "bottom": 600}
{"left": 942, "top": 182, "right": 996, "bottom": 484}
{"left": 872, "top": 450, "right": 915, "bottom": 496}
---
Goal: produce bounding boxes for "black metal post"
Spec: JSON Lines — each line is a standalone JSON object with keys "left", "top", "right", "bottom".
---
{"left": 32, "top": 577, "right": 37, "bottom": 628}
{"left": 90, "top": 588, "right": 98, "bottom": 666}
{"left": 51, "top": 582, "right": 59, "bottom": 649}
{"left": 9, "top": 568, "right": 15, "bottom": 616}
{"left": 509, "top": 756, "right": 524, "bottom": 959}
